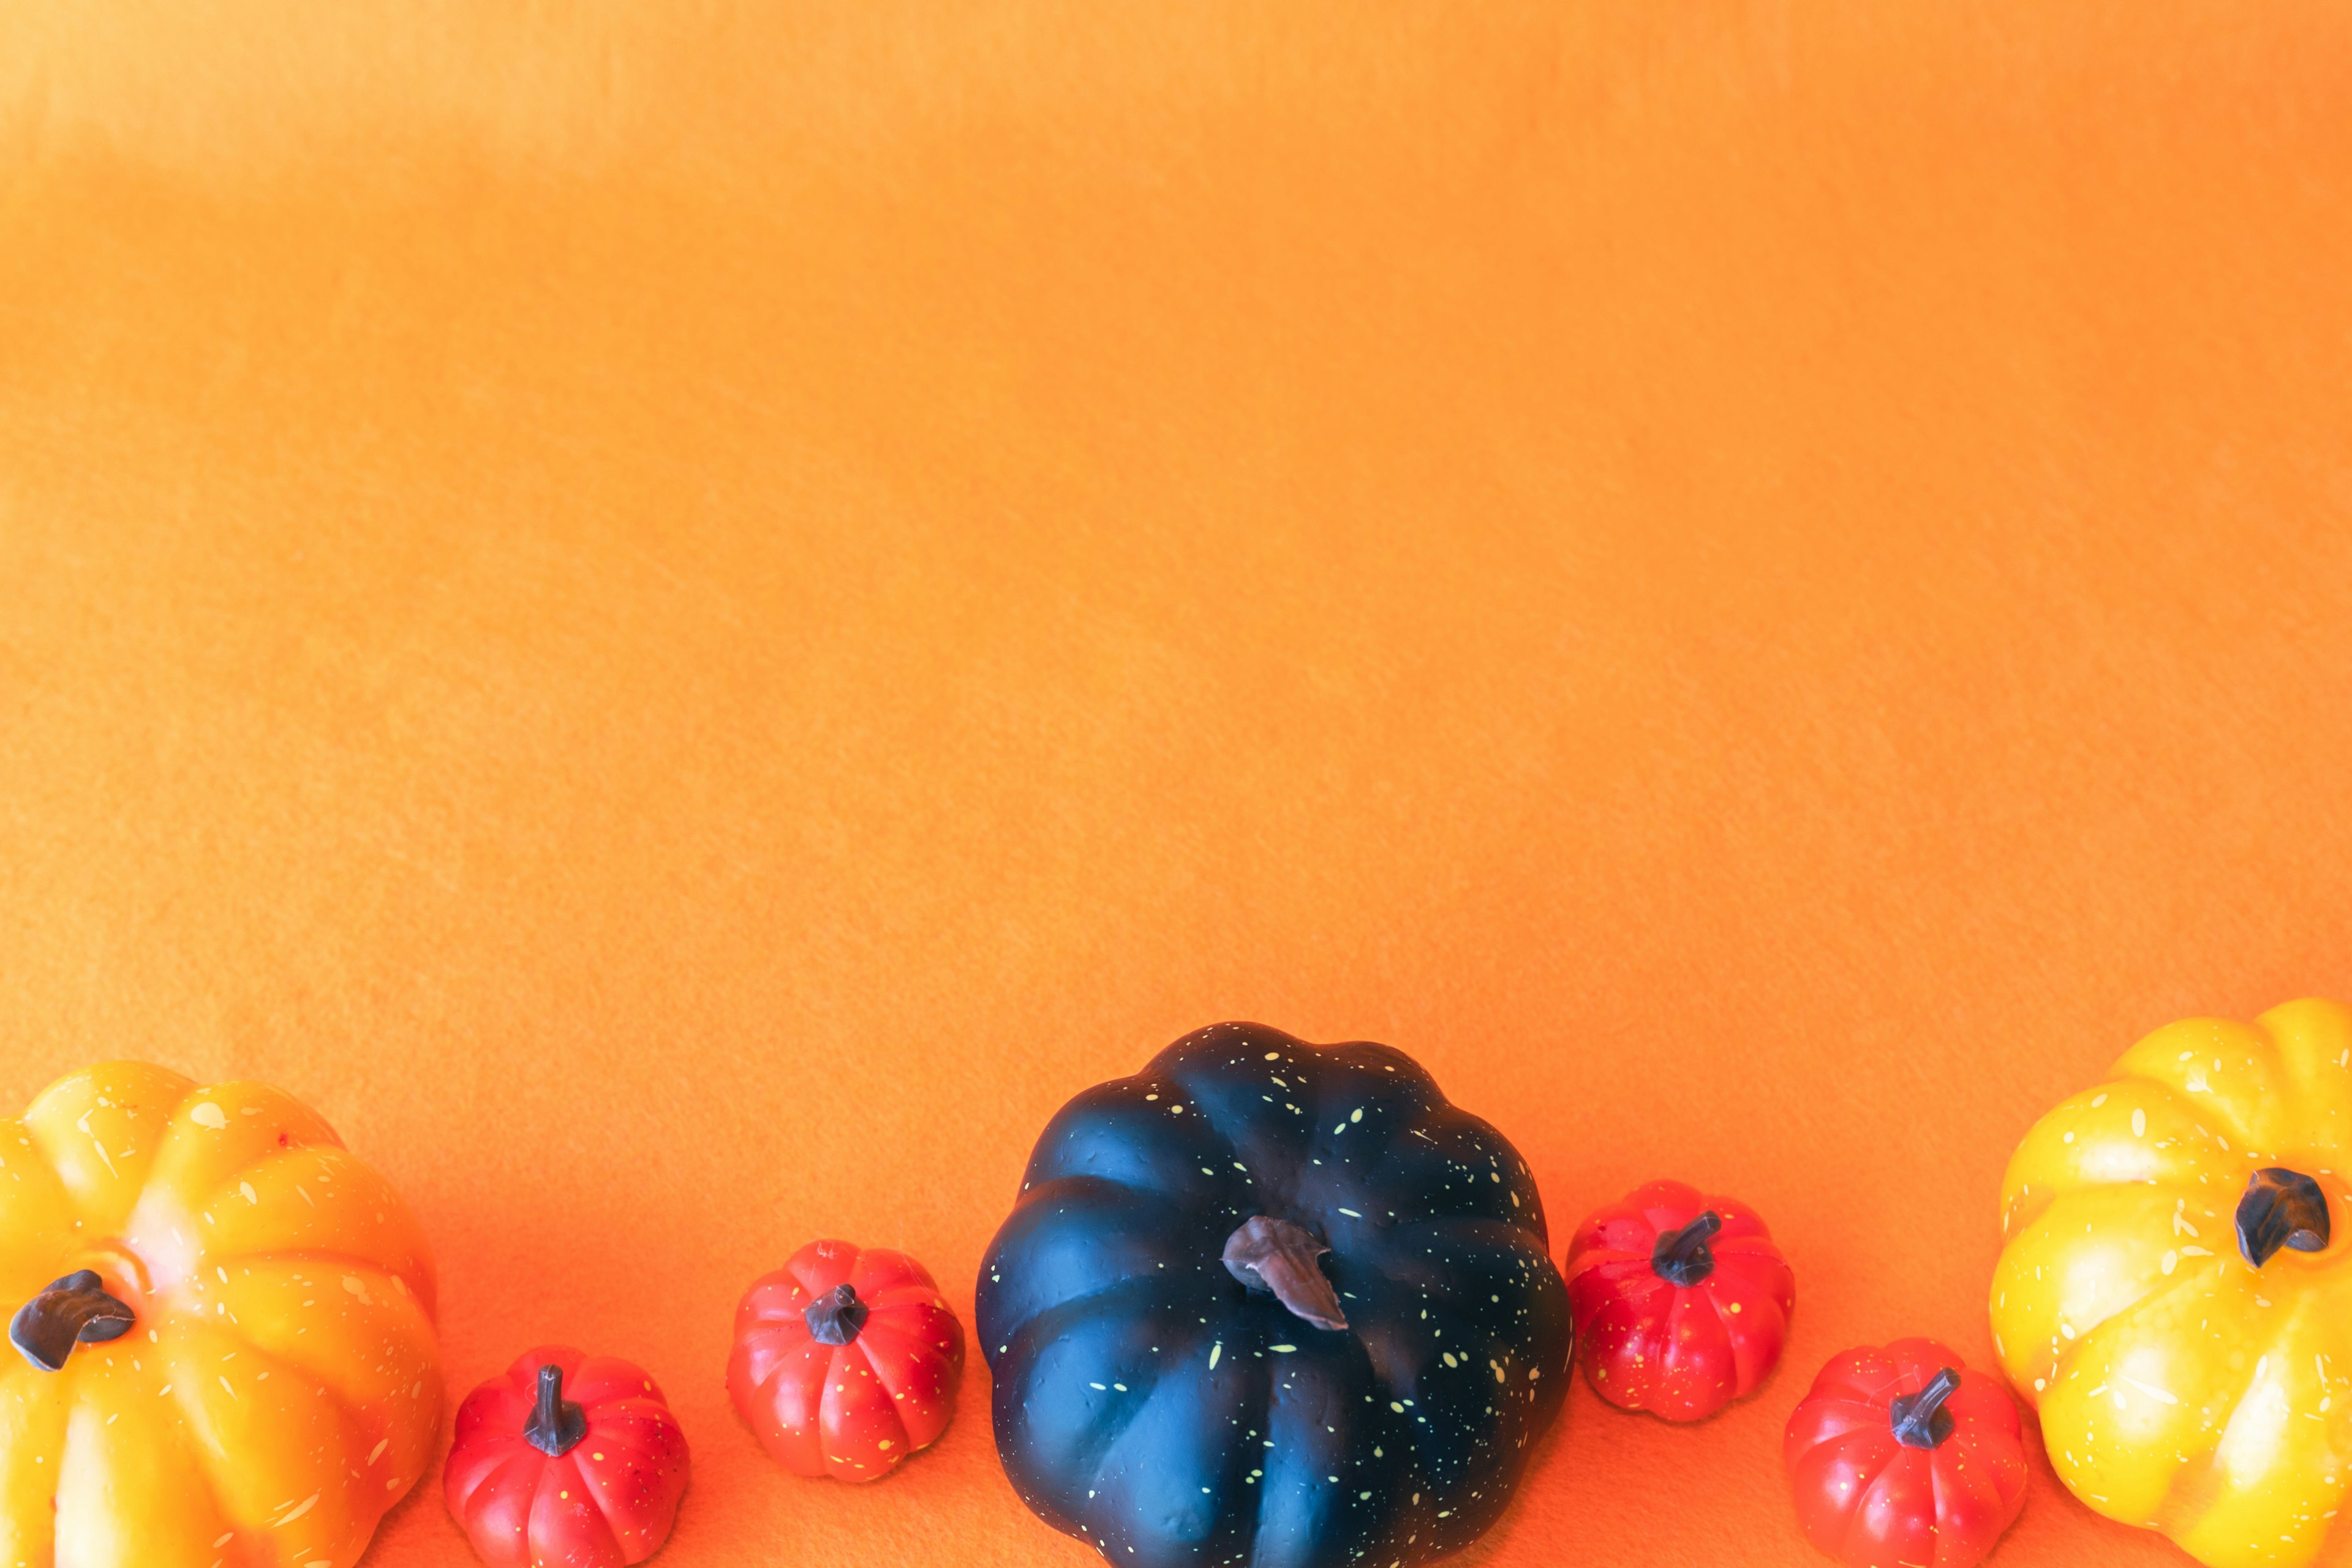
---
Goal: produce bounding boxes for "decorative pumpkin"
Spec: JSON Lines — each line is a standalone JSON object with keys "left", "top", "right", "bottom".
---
{"left": 1989, "top": 997, "right": 2352, "bottom": 1568}
{"left": 445, "top": 1345, "right": 690, "bottom": 1568}
{"left": 726, "top": 1237, "right": 964, "bottom": 1481}
{"left": 1562, "top": 1178, "right": 1794, "bottom": 1420}
{"left": 0, "top": 1061, "right": 440, "bottom": 1567}
{"left": 976, "top": 1021, "right": 1571, "bottom": 1568}
{"left": 1784, "top": 1339, "right": 2029, "bottom": 1568}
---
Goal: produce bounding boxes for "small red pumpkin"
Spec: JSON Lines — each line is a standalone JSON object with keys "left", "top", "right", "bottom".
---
{"left": 726, "top": 1237, "right": 963, "bottom": 1482}
{"left": 1783, "top": 1339, "right": 2028, "bottom": 1568}
{"left": 1562, "top": 1178, "right": 1795, "bottom": 1420}
{"left": 445, "top": 1346, "right": 691, "bottom": 1568}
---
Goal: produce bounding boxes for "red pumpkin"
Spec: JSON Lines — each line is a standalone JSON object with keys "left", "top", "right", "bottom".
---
{"left": 445, "top": 1346, "right": 691, "bottom": 1568}
{"left": 1783, "top": 1339, "right": 2029, "bottom": 1568}
{"left": 726, "top": 1237, "right": 963, "bottom": 1481}
{"left": 1562, "top": 1178, "right": 1795, "bottom": 1420}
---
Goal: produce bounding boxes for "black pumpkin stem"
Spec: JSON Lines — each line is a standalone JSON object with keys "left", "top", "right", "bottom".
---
{"left": 2237, "top": 1168, "right": 2331, "bottom": 1268}
{"left": 1890, "top": 1367, "right": 1962, "bottom": 1449}
{"left": 1651, "top": 1210, "right": 1724, "bottom": 1287}
{"left": 804, "top": 1283, "right": 870, "bottom": 1346}
{"left": 524, "top": 1364, "right": 590, "bottom": 1458}
{"left": 1223, "top": 1216, "right": 1349, "bottom": 1332}
{"left": 9, "top": 1270, "right": 136, "bottom": 1373}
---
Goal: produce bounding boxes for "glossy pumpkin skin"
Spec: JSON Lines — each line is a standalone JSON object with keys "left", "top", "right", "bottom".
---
{"left": 1783, "top": 1340, "right": 2028, "bottom": 1568}
{"left": 1989, "top": 998, "right": 2352, "bottom": 1568}
{"left": 445, "top": 1346, "right": 690, "bottom": 1568}
{"left": 0, "top": 1061, "right": 440, "bottom": 1568}
{"left": 1563, "top": 1178, "right": 1794, "bottom": 1421}
{"left": 977, "top": 1021, "right": 1571, "bottom": 1568}
{"left": 726, "top": 1238, "right": 964, "bottom": 1481}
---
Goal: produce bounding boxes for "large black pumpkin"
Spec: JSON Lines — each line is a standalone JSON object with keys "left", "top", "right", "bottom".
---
{"left": 978, "top": 1022, "right": 1570, "bottom": 1568}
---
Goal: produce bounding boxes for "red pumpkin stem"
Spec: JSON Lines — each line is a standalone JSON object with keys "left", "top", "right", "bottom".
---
{"left": 804, "top": 1283, "right": 870, "bottom": 1346}
{"left": 1651, "top": 1210, "right": 1723, "bottom": 1287}
{"left": 1223, "top": 1216, "right": 1349, "bottom": 1332}
{"left": 1889, "top": 1367, "right": 1962, "bottom": 1449}
{"left": 8, "top": 1270, "right": 136, "bottom": 1373}
{"left": 524, "top": 1363, "right": 590, "bottom": 1458}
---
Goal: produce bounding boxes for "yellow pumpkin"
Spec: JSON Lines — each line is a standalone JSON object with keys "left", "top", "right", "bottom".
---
{"left": 0, "top": 1061, "right": 440, "bottom": 1567}
{"left": 1991, "top": 998, "right": 2352, "bottom": 1568}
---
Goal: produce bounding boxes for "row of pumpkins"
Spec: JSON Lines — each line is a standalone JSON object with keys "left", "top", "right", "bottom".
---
{"left": 0, "top": 1001, "right": 2343, "bottom": 1568}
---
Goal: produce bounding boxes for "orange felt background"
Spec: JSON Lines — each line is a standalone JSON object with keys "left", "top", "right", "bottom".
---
{"left": 3, "top": 4, "right": 2351, "bottom": 1565}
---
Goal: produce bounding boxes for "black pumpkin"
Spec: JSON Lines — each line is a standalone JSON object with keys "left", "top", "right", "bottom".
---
{"left": 977, "top": 1022, "right": 1570, "bottom": 1568}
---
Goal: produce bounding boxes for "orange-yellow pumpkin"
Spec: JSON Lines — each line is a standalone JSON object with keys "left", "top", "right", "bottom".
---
{"left": 1991, "top": 1000, "right": 2352, "bottom": 1568}
{"left": 0, "top": 1061, "right": 440, "bottom": 1567}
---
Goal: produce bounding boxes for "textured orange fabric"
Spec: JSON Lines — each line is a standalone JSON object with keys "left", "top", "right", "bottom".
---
{"left": 2, "top": 5, "right": 2349, "bottom": 1566}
